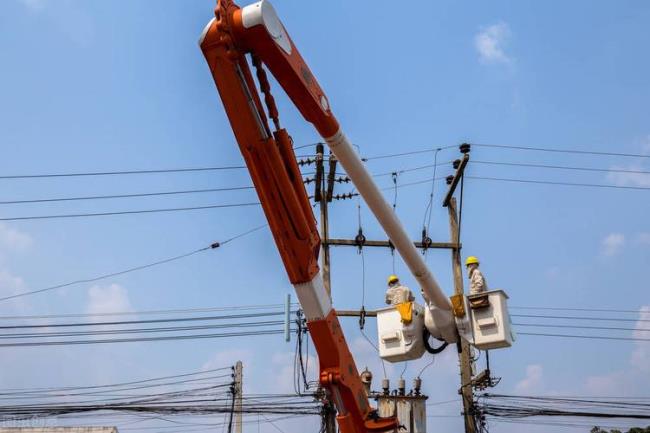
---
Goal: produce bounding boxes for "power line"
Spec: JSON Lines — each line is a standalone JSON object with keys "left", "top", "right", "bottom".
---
{"left": 0, "top": 224, "right": 266, "bottom": 303}
{"left": 362, "top": 145, "right": 457, "bottom": 161}
{"left": 0, "top": 202, "right": 261, "bottom": 222}
{"left": 511, "top": 306, "right": 646, "bottom": 314}
{"left": 0, "top": 165, "right": 247, "bottom": 180}
{"left": 0, "top": 366, "right": 233, "bottom": 394}
{"left": 513, "top": 323, "right": 650, "bottom": 332}
{"left": 518, "top": 332, "right": 650, "bottom": 342}
{"left": 0, "top": 329, "right": 290, "bottom": 348}
{"left": 467, "top": 175, "right": 650, "bottom": 190}
{"left": 0, "top": 186, "right": 256, "bottom": 205}
{"left": 0, "top": 302, "right": 289, "bottom": 321}
{"left": 471, "top": 143, "right": 650, "bottom": 158}
{"left": 511, "top": 314, "right": 650, "bottom": 323}
{"left": 472, "top": 159, "right": 650, "bottom": 175}
{"left": 0, "top": 312, "right": 287, "bottom": 330}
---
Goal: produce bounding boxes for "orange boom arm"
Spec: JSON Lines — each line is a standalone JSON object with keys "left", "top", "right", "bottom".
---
{"left": 199, "top": 1, "right": 397, "bottom": 432}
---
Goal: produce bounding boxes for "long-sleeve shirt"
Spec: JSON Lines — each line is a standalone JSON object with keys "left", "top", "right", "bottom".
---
{"left": 385, "top": 284, "right": 415, "bottom": 305}
{"left": 469, "top": 268, "right": 488, "bottom": 295}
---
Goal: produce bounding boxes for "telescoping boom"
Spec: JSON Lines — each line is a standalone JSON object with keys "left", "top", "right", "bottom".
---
{"left": 199, "top": 1, "right": 458, "bottom": 431}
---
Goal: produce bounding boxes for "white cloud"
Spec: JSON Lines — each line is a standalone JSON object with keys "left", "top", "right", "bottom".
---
{"left": 474, "top": 22, "right": 512, "bottom": 64}
{"left": 0, "top": 223, "right": 32, "bottom": 252}
{"left": 601, "top": 233, "right": 625, "bottom": 257}
{"left": 19, "top": 0, "right": 46, "bottom": 11}
{"left": 515, "top": 364, "right": 543, "bottom": 394}
{"left": 86, "top": 284, "right": 133, "bottom": 315}
{"left": 607, "top": 163, "right": 650, "bottom": 188}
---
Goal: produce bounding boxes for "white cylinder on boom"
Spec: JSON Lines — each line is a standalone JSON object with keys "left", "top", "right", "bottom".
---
{"left": 325, "top": 130, "right": 456, "bottom": 341}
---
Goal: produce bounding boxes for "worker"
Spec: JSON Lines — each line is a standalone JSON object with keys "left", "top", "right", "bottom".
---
{"left": 466, "top": 256, "right": 488, "bottom": 295}
{"left": 385, "top": 275, "right": 415, "bottom": 305}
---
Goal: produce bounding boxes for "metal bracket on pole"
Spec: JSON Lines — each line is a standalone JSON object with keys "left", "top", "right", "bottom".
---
{"left": 443, "top": 144, "right": 471, "bottom": 207}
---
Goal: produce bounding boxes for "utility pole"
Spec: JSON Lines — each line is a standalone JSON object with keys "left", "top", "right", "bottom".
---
{"left": 314, "top": 143, "right": 337, "bottom": 433}
{"left": 443, "top": 144, "right": 477, "bottom": 433}
{"left": 449, "top": 197, "right": 476, "bottom": 433}
{"left": 234, "top": 361, "right": 243, "bottom": 433}
{"left": 330, "top": 144, "right": 477, "bottom": 433}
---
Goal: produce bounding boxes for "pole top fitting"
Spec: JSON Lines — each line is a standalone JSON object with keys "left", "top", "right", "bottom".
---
{"left": 459, "top": 143, "right": 471, "bottom": 154}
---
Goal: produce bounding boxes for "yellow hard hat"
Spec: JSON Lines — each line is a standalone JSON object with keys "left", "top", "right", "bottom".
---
{"left": 387, "top": 275, "right": 399, "bottom": 285}
{"left": 465, "top": 256, "right": 480, "bottom": 266}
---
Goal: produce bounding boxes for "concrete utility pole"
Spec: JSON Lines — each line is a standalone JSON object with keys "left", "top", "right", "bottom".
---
{"left": 443, "top": 144, "right": 477, "bottom": 433}
{"left": 449, "top": 197, "right": 476, "bottom": 433}
{"left": 314, "top": 144, "right": 337, "bottom": 433}
{"left": 234, "top": 361, "right": 243, "bottom": 433}
{"left": 332, "top": 144, "right": 476, "bottom": 433}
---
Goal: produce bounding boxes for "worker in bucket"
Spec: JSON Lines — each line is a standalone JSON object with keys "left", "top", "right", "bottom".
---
{"left": 466, "top": 256, "right": 488, "bottom": 295}
{"left": 385, "top": 275, "right": 415, "bottom": 305}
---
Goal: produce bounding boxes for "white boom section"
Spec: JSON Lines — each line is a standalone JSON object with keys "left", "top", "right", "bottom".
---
{"left": 325, "top": 130, "right": 457, "bottom": 341}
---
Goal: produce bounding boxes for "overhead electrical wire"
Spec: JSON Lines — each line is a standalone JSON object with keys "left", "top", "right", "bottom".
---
{"left": 0, "top": 224, "right": 267, "bottom": 303}
{"left": 0, "top": 329, "right": 291, "bottom": 347}
{"left": 0, "top": 302, "right": 293, "bottom": 321}
{"left": 0, "top": 201, "right": 261, "bottom": 222}
{"left": 478, "top": 393, "right": 650, "bottom": 421}
{"left": 517, "top": 332, "right": 650, "bottom": 342}
{"left": 511, "top": 314, "right": 650, "bottom": 323}
{"left": 466, "top": 175, "right": 650, "bottom": 191}
{"left": 0, "top": 165, "right": 247, "bottom": 180}
{"left": 470, "top": 143, "right": 650, "bottom": 159}
{"left": 472, "top": 160, "right": 650, "bottom": 175}
{"left": 0, "top": 185, "right": 256, "bottom": 205}
{"left": 0, "top": 311, "right": 287, "bottom": 330}
{"left": 510, "top": 306, "right": 646, "bottom": 314}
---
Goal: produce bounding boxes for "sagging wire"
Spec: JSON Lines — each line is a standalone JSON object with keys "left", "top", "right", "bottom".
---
{"left": 391, "top": 172, "right": 398, "bottom": 273}
{"left": 417, "top": 356, "right": 436, "bottom": 378}
{"left": 400, "top": 362, "right": 408, "bottom": 379}
{"left": 355, "top": 199, "right": 387, "bottom": 380}
{"left": 421, "top": 148, "right": 441, "bottom": 257}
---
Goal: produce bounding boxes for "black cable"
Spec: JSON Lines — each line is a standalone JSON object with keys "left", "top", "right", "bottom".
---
{"left": 0, "top": 366, "right": 232, "bottom": 394}
{"left": 466, "top": 175, "right": 650, "bottom": 191}
{"left": 0, "top": 311, "right": 286, "bottom": 330}
{"left": 0, "top": 224, "right": 266, "bottom": 303}
{"left": 511, "top": 305, "right": 645, "bottom": 314}
{"left": 0, "top": 186, "right": 255, "bottom": 205}
{"left": 512, "top": 322, "right": 650, "bottom": 332}
{"left": 511, "top": 314, "right": 650, "bottom": 323}
{"left": 0, "top": 329, "right": 291, "bottom": 347}
{"left": 0, "top": 301, "right": 285, "bottom": 321}
{"left": 422, "top": 148, "right": 441, "bottom": 235}
{"left": 0, "top": 202, "right": 261, "bottom": 222}
{"left": 471, "top": 143, "right": 650, "bottom": 159}
{"left": 472, "top": 159, "right": 650, "bottom": 175}
{"left": 0, "top": 320, "right": 286, "bottom": 339}
{"left": 0, "top": 165, "right": 247, "bottom": 180}
{"left": 518, "top": 332, "right": 650, "bottom": 342}
{"left": 362, "top": 144, "right": 457, "bottom": 161}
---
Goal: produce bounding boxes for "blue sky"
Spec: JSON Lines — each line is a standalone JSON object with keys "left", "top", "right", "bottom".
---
{"left": 1, "top": 0, "right": 649, "bottom": 432}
